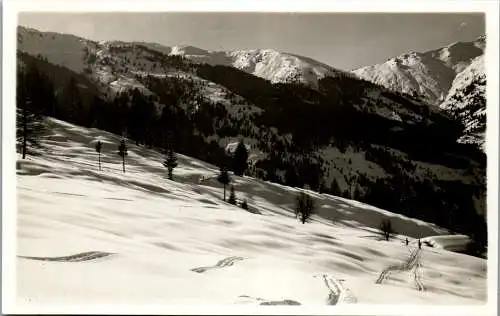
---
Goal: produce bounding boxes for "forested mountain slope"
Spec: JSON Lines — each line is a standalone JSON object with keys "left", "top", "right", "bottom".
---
{"left": 16, "top": 26, "right": 486, "bottom": 241}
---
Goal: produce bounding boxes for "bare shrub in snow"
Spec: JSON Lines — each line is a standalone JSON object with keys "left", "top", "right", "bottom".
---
{"left": 380, "top": 219, "right": 395, "bottom": 241}
{"left": 241, "top": 199, "right": 248, "bottom": 210}
{"left": 295, "top": 192, "right": 315, "bottom": 224}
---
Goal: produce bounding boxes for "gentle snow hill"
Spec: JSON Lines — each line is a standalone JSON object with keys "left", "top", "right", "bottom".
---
{"left": 13, "top": 118, "right": 487, "bottom": 309}
{"left": 352, "top": 36, "right": 485, "bottom": 105}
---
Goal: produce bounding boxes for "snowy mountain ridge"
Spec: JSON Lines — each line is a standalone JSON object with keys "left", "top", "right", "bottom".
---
{"left": 352, "top": 36, "right": 485, "bottom": 105}
{"left": 352, "top": 35, "right": 486, "bottom": 149}
{"left": 124, "top": 43, "right": 350, "bottom": 86}
{"left": 18, "top": 26, "right": 347, "bottom": 87}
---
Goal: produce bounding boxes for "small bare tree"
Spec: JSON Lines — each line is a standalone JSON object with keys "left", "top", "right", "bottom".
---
{"left": 380, "top": 219, "right": 395, "bottom": 241}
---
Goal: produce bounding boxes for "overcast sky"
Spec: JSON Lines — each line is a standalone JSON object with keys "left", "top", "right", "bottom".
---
{"left": 18, "top": 12, "right": 485, "bottom": 70}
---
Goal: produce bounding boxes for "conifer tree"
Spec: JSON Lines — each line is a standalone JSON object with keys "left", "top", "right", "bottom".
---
{"left": 162, "top": 131, "right": 178, "bottom": 180}
{"left": 16, "top": 64, "right": 49, "bottom": 159}
{"left": 318, "top": 179, "right": 326, "bottom": 194}
{"left": 217, "top": 166, "right": 231, "bottom": 201}
{"left": 66, "top": 77, "right": 83, "bottom": 125}
{"left": 232, "top": 139, "right": 249, "bottom": 176}
{"left": 88, "top": 96, "right": 104, "bottom": 128}
{"left": 228, "top": 185, "right": 237, "bottom": 205}
{"left": 330, "top": 178, "right": 342, "bottom": 196}
{"left": 95, "top": 140, "right": 103, "bottom": 171}
{"left": 117, "top": 139, "right": 128, "bottom": 173}
{"left": 285, "top": 168, "right": 300, "bottom": 188}
{"left": 128, "top": 89, "right": 156, "bottom": 145}
{"left": 163, "top": 148, "right": 178, "bottom": 180}
{"left": 295, "top": 191, "right": 315, "bottom": 224}
{"left": 241, "top": 199, "right": 248, "bottom": 210}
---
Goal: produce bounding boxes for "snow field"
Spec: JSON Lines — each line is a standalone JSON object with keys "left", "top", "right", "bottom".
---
{"left": 13, "top": 118, "right": 488, "bottom": 311}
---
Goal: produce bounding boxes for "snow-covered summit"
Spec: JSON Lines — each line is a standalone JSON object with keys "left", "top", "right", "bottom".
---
{"left": 352, "top": 36, "right": 485, "bottom": 105}
{"left": 170, "top": 45, "right": 210, "bottom": 56}
{"left": 428, "top": 38, "right": 485, "bottom": 73}
{"left": 225, "top": 49, "right": 347, "bottom": 86}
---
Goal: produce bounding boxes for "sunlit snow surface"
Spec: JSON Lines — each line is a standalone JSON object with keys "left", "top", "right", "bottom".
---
{"left": 16, "top": 118, "right": 487, "bottom": 309}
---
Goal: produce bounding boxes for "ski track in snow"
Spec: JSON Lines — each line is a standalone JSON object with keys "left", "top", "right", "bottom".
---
{"left": 237, "top": 295, "right": 302, "bottom": 306}
{"left": 191, "top": 256, "right": 244, "bottom": 273}
{"left": 413, "top": 258, "right": 425, "bottom": 292}
{"left": 18, "top": 251, "right": 116, "bottom": 262}
{"left": 376, "top": 246, "right": 425, "bottom": 292}
{"left": 259, "top": 299, "right": 302, "bottom": 306}
{"left": 315, "top": 274, "right": 357, "bottom": 305}
{"left": 237, "top": 275, "right": 357, "bottom": 306}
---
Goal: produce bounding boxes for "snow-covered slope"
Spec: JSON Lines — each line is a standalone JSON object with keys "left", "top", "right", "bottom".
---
{"left": 352, "top": 36, "right": 485, "bottom": 105}
{"left": 17, "top": 26, "right": 98, "bottom": 74}
{"left": 440, "top": 55, "right": 486, "bottom": 150}
{"left": 11, "top": 118, "right": 488, "bottom": 311}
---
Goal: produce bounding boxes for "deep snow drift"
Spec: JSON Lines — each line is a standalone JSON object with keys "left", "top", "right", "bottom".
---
{"left": 13, "top": 118, "right": 488, "bottom": 312}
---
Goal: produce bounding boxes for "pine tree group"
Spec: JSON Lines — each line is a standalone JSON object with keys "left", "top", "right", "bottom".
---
{"left": 16, "top": 64, "right": 51, "bottom": 159}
